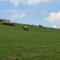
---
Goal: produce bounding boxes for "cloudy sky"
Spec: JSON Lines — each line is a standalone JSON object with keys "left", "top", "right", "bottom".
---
{"left": 0, "top": 0, "right": 60, "bottom": 28}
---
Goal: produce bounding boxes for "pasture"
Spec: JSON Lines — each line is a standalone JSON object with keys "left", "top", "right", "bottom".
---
{"left": 0, "top": 24, "right": 60, "bottom": 60}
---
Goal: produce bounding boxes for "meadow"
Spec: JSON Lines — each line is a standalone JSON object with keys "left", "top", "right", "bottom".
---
{"left": 0, "top": 24, "right": 60, "bottom": 60}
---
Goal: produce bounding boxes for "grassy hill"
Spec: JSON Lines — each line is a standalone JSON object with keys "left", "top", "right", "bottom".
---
{"left": 0, "top": 24, "right": 60, "bottom": 60}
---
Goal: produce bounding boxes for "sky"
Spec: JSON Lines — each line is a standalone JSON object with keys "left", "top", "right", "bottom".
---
{"left": 0, "top": 0, "right": 60, "bottom": 28}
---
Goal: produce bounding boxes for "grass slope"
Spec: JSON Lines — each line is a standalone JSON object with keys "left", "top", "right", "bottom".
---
{"left": 0, "top": 24, "right": 60, "bottom": 60}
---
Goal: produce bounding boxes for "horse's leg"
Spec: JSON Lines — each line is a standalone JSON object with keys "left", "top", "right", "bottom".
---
{"left": 23, "top": 27, "right": 25, "bottom": 31}
{"left": 26, "top": 28, "right": 28, "bottom": 32}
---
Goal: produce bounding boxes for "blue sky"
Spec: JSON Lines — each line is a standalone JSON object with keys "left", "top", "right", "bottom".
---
{"left": 0, "top": 0, "right": 60, "bottom": 28}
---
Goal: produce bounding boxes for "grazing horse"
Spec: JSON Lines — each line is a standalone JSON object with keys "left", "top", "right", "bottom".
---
{"left": 23, "top": 26, "right": 28, "bottom": 32}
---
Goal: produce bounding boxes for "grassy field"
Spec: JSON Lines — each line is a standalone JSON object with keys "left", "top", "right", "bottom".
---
{"left": 0, "top": 24, "right": 60, "bottom": 60}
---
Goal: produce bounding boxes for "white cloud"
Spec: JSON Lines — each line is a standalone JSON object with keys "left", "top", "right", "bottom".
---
{"left": 10, "top": 0, "right": 49, "bottom": 7}
{"left": 3, "top": 10, "right": 27, "bottom": 22}
{"left": 52, "top": 25, "right": 57, "bottom": 28}
{"left": 26, "top": 0, "right": 49, "bottom": 5}
{"left": 46, "top": 12, "right": 60, "bottom": 28}
{"left": 9, "top": 13, "right": 26, "bottom": 22}
{"left": 46, "top": 12, "right": 60, "bottom": 23}
{"left": 10, "top": 0, "right": 20, "bottom": 7}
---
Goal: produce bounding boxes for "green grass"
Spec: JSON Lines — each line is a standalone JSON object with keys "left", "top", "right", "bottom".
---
{"left": 0, "top": 24, "right": 60, "bottom": 60}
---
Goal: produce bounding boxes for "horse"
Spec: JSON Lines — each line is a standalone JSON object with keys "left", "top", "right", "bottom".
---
{"left": 23, "top": 25, "right": 29, "bottom": 32}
